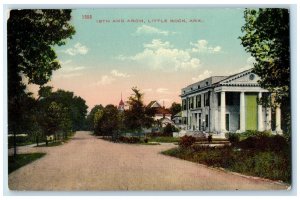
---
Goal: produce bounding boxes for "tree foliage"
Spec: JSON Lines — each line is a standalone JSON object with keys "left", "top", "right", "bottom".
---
{"left": 240, "top": 8, "right": 290, "bottom": 104}
{"left": 240, "top": 8, "right": 291, "bottom": 135}
{"left": 38, "top": 89, "right": 88, "bottom": 134}
{"left": 86, "top": 105, "right": 104, "bottom": 131}
{"left": 124, "top": 87, "right": 154, "bottom": 132}
{"left": 8, "top": 9, "right": 75, "bottom": 87}
{"left": 94, "top": 105, "right": 121, "bottom": 137}
{"left": 169, "top": 102, "right": 181, "bottom": 117}
{"left": 7, "top": 9, "right": 75, "bottom": 153}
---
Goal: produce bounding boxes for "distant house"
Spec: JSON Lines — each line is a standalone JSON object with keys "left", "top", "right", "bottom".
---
{"left": 147, "top": 100, "right": 172, "bottom": 121}
{"left": 172, "top": 111, "right": 182, "bottom": 125}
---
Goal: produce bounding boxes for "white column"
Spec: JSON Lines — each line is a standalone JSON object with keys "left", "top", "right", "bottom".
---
{"left": 266, "top": 107, "right": 272, "bottom": 130}
{"left": 196, "top": 113, "right": 199, "bottom": 130}
{"left": 239, "top": 92, "right": 245, "bottom": 132}
{"left": 220, "top": 91, "right": 226, "bottom": 132}
{"left": 275, "top": 105, "right": 283, "bottom": 134}
{"left": 258, "top": 92, "right": 263, "bottom": 131}
{"left": 210, "top": 92, "right": 215, "bottom": 132}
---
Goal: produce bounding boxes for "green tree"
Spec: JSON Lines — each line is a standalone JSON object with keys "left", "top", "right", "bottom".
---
{"left": 169, "top": 102, "right": 181, "bottom": 118}
{"left": 124, "top": 87, "right": 154, "bottom": 134}
{"left": 95, "top": 105, "right": 121, "bottom": 140}
{"left": 240, "top": 8, "right": 290, "bottom": 134}
{"left": 44, "top": 89, "right": 88, "bottom": 131}
{"left": 86, "top": 105, "right": 104, "bottom": 131}
{"left": 37, "top": 88, "right": 88, "bottom": 144}
{"left": 39, "top": 102, "right": 67, "bottom": 145}
{"left": 8, "top": 9, "right": 75, "bottom": 156}
{"left": 38, "top": 86, "right": 53, "bottom": 100}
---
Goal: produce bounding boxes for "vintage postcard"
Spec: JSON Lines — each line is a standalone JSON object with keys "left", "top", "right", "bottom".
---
{"left": 6, "top": 7, "right": 292, "bottom": 191}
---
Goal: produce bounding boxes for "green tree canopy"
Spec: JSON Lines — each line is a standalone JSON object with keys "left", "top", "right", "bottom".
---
{"left": 8, "top": 9, "right": 75, "bottom": 87}
{"left": 95, "top": 105, "right": 121, "bottom": 137}
{"left": 240, "top": 8, "right": 290, "bottom": 104}
{"left": 169, "top": 102, "right": 181, "bottom": 117}
{"left": 86, "top": 105, "right": 104, "bottom": 131}
{"left": 38, "top": 89, "right": 88, "bottom": 132}
{"left": 124, "top": 87, "right": 154, "bottom": 132}
{"left": 8, "top": 9, "right": 75, "bottom": 136}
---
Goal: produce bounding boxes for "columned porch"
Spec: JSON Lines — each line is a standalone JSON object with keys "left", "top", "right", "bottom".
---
{"left": 215, "top": 90, "right": 282, "bottom": 135}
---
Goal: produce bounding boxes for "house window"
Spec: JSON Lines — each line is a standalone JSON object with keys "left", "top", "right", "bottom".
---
{"left": 205, "top": 114, "right": 209, "bottom": 128}
{"left": 189, "top": 97, "right": 194, "bottom": 109}
{"left": 196, "top": 95, "right": 201, "bottom": 108}
{"left": 182, "top": 99, "right": 187, "bottom": 110}
{"left": 226, "top": 92, "right": 239, "bottom": 106}
{"left": 205, "top": 92, "right": 210, "bottom": 106}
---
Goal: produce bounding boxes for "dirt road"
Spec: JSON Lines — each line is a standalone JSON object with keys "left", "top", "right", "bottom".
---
{"left": 8, "top": 131, "right": 288, "bottom": 191}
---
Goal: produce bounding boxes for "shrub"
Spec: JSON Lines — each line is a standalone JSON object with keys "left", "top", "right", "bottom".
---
{"left": 179, "top": 135, "right": 196, "bottom": 148}
{"left": 148, "top": 136, "right": 179, "bottom": 143}
{"left": 241, "top": 130, "right": 272, "bottom": 138}
{"left": 160, "top": 124, "right": 179, "bottom": 137}
{"left": 162, "top": 145, "right": 291, "bottom": 183}
{"left": 119, "top": 136, "right": 141, "bottom": 144}
{"left": 207, "top": 135, "right": 212, "bottom": 143}
{"left": 144, "top": 138, "right": 148, "bottom": 143}
{"left": 236, "top": 135, "right": 288, "bottom": 152}
{"left": 147, "top": 131, "right": 172, "bottom": 137}
{"left": 226, "top": 133, "right": 240, "bottom": 144}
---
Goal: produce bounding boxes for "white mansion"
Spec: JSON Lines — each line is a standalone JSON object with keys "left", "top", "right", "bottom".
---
{"left": 180, "top": 68, "right": 283, "bottom": 135}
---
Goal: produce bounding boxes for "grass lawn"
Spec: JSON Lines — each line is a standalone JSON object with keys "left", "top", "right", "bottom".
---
{"left": 162, "top": 146, "right": 291, "bottom": 183}
{"left": 8, "top": 153, "right": 46, "bottom": 174}
{"left": 8, "top": 141, "right": 35, "bottom": 149}
{"left": 141, "top": 142, "right": 160, "bottom": 145}
{"left": 148, "top": 137, "right": 180, "bottom": 143}
{"left": 37, "top": 141, "right": 63, "bottom": 147}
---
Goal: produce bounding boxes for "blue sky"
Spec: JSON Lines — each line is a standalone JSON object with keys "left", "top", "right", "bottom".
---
{"left": 38, "top": 8, "right": 254, "bottom": 110}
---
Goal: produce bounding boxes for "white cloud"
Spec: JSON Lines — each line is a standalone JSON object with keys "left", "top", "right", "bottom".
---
{"left": 111, "top": 69, "right": 130, "bottom": 78}
{"left": 192, "top": 70, "right": 213, "bottom": 81}
{"left": 59, "top": 65, "right": 86, "bottom": 73}
{"left": 240, "top": 56, "right": 256, "bottom": 72}
{"left": 60, "top": 59, "right": 72, "bottom": 65}
{"left": 118, "top": 39, "right": 201, "bottom": 71}
{"left": 190, "top": 40, "right": 222, "bottom": 54}
{"left": 231, "top": 56, "right": 256, "bottom": 74}
{"left": 97, "top": 75, "right": 115, "bottom": 85}
{"left": 64, "top": 43, "right": 89, "bottom": 56}
{"left": 135, "top": 25, "right": 172, "bottom": 36}
{"left": 143, "top": 39, "right": 172, "bottom": 49}
{"left": 72, "top": 66, "right": 86, "bottom": 71}
{"left": 53, "top": 64, "right": 86, "bottom": 79}
{"left": 156, "top": 88, "right": 170, "bottom": 94}
{"left": 53, "top": 73, "right": 82, "bottom": 79}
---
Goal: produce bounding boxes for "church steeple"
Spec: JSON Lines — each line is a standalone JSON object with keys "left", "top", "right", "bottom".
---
{"left": 118, "top": 92, "right": 125, "bottom": 111}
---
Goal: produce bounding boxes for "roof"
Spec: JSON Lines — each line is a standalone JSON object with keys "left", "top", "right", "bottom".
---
{"left": 159, "top": 118, "right": 175, "bottom": 125}
{"left": 173, "top": 111, "right": 182, "bottom": 117}
{"left": 155, "top": 107, "right": 171, "bottom": 115}
{"left": 119, "top": 99, "right": 124, "bottom": 106}
{"left": 147, "top": 100, "right": 162, "bottom": 108}
{"left": 181, "top": 68, "right": 255, "bottom": 97}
